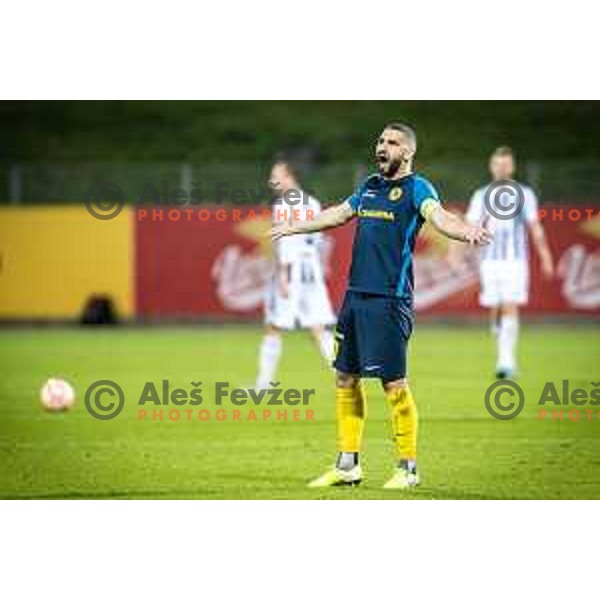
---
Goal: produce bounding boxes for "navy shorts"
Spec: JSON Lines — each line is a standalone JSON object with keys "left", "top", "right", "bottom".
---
{"left": 333, "top": 291, "right": 414, "bottom": 382}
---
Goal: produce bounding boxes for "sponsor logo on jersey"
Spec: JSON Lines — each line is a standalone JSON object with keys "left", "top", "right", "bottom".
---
{"left": 358, "top": 208, "right": 395, "bottom": 221}
{"left": 389, "top": 188, "right": 403, "bottom": 202}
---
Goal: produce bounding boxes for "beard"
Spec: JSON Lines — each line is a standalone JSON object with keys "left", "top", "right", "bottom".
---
{"left": 377, "top": 157, "right": 402, "bottom": 177}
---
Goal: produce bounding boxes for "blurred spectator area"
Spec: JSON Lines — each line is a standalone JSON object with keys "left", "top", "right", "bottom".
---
{"left": 1, "top": 100, "right": 600, "bottom": 204}
{"left": 1, "top": 160, "right": 599, "bottom": 205}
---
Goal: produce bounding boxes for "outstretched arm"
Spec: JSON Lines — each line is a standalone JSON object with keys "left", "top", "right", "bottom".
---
{"left": 426, "top": 202, "right": 493, "bottom": 245}
{"left": 271, "top": 201, "right": 354, "bottom": 241}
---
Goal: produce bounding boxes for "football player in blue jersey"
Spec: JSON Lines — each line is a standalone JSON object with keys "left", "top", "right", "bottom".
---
{"left": 272, "top": 123, "right": 492, "bottom": 489}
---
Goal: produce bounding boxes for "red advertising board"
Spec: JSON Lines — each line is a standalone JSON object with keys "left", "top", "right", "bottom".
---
{"left": 136, "top": 205, "right": 600, "bottom": 318}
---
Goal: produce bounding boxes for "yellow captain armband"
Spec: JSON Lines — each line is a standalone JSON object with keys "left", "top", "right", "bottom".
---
{"left": 420, "top": 198, "right": 440, "bottom": 222}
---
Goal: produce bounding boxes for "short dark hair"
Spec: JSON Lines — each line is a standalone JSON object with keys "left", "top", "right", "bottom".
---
{"left": 491, "top": 146, "right": 515, "bottom": 159}
{"left": 384, "top": 122, "right": 417, "bottom": 152}
{"left": 272, "top": 159, "right": 300, "bottom": 182}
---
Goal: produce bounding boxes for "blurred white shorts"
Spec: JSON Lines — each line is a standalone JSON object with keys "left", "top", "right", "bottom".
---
{"left": 479, "top": 260, "right": 529, "bottom": 307}
{"left": 265, "top": 254, "right": 336, "bottom": 330}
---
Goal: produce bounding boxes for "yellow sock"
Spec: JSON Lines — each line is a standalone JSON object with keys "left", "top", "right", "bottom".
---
{"left": 386, "top": 386, "right": 418, "bottom": 460}
{"left": 336, "top": 384, "right": 367, "bottom": 452}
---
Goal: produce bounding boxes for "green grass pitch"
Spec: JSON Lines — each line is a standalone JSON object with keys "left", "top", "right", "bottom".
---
{"left": 1, "top": 325, "right": 599, "bottom": 499}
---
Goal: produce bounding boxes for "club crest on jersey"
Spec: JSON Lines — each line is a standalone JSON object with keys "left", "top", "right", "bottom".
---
{"left": 388, "top": 187, "right": 403, "bottom": 202}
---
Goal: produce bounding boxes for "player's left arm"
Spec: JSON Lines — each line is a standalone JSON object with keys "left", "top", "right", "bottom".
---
{"left": 529, "top": 222, "right": 554, "bottom": 278}
{"left": 415, "top": 178, "right": 492, "bottom": 245}
{"left": 427, "top": 203, "right": 492, "bottom": 245}
{"left": 525, "top": 189, "right": 554, "bottom": 278}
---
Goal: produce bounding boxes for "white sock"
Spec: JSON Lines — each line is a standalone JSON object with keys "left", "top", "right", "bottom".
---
{"left": 497, "top": 315, "right": 519, "bottom": 372}
{"left": 317, "top": 329, "right": 335, "bottom": 364}
{"left": 256, "top": 334, "right": 282, "bottom": 389}
{"left": 491, "top": 315, "right": 500, "bottom": 338}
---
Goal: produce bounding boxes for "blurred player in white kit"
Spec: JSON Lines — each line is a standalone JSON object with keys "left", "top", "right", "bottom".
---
{"left": 465, "top": 147, "right": 554, "bottom": 378}
{"left": 254, "top": 161, "right": 336, "bottom": 389}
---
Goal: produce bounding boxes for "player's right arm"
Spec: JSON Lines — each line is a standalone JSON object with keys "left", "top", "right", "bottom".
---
{"left": 270, "top": 201, "right": 354, "bottom": 241}
{"left": 275, "top": 262, "right": 291, "bottom": 298}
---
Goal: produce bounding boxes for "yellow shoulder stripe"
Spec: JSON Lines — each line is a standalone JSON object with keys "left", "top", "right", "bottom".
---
{"left": 420, "top": 198, "right": 440, "bottom": 222}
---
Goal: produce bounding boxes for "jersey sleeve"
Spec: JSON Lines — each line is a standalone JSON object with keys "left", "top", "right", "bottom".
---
{"left": 413, "top": 177, "right": 441, "bottom": 220}
{"left": 345, "top": 181, "right": 366, "bottom": 213}
{"left": 523, "top": 187, "right": 539, "bottom": 224}
{"left": 465, "top": 189, "right": 484, "bottom": 224}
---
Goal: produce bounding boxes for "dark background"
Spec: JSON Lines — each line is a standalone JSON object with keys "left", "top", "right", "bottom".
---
{"left": 1, "top": 101, "right": 599, "bottom": 203}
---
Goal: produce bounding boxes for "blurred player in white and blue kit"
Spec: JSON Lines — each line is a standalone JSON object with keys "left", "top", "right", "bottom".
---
{"left": 254, "top": 161, "right": 336, "bottom": 389}
{"left": 466, "top": 146, "right": 554, "bottom": 378}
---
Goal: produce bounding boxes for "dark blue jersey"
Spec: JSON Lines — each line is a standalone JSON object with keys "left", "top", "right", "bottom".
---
{"left": 346, "top": 172, "right": 441, "bottom": 301}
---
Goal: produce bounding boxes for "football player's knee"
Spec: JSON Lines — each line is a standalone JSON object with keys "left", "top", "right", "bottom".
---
{"left": 266, "top": 324, "right": 281, "bottom": 336}
{"left": 383, "top": 378, "right": 408, "bottom": 394}
{"left": 309, "top": 325, "right": 324, "bottom": 339}
{"left": 501, "top": 303, "right": 518, "bottom": 317}
{"left": 385, "top": 382, "right": 415, "bottom": 414}
{"left": 336, "top": 371, "right": 359, "bottom": 389}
